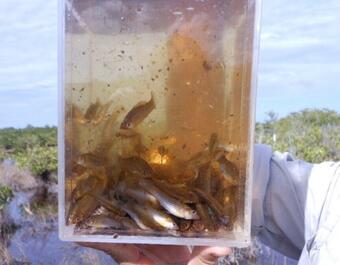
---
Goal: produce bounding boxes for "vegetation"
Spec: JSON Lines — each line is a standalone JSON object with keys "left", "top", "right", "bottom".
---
{"left": 256, "top": 109, "right": 340, "bottom": 163}
{"left": 14, "top": 147, "right": 57, "bottom": 180}
{"left": 0, "top": 186, "right": 13, "bottom": 210}
{"left": 0, "top": 126, "right": 57, "bottom": 180}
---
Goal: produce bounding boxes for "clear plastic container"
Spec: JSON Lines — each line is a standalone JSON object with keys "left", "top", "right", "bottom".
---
{"left": 58, "top": 0, "right": 261, "bottom": 247}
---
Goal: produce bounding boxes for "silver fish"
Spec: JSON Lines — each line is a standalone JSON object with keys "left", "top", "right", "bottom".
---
{"left": 120, "top": 93, "right": 155, "bottom": 129}
{"left": 153, "top": 179, "right": 198, "bottom": 203}
{"left": 120, "top": 201, "right": 162, "bottom": 231}
{"left": 141, "top": 205, "right": 179, "bottom": 230}
{"left": 139, "top": 179, "right": 199, "bottom": 220}
{"left": 116, "top": 181, "right": 161, "bottom": 208}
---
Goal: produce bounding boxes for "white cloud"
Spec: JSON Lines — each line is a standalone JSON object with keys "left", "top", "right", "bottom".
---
{"left": 257, "top": 0, "right": 340, "bottom": 120}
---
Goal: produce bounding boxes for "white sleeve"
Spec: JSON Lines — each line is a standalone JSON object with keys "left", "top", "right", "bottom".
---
{"left": 252, "top": 144, "right": 313, "bottom": 259}
{"left": 252, "top": 144, "right": 340, "bottom": 264}
{"left": 299, "top": 161, "right": 340, "bottom": 265}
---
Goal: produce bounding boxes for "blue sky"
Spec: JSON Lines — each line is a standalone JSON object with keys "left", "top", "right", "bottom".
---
{"left": 0, "top": 0, "right": 339, "bottom": 128}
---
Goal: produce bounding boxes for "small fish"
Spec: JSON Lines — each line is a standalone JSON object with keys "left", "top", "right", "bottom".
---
{"left": 116, "top": 181, "right": 161, "bottom": 208}
{"left": 196, "top": 203, "right": 217, "bottom": 231}
{"left": 153, "top": 179, "right": 198, "bottom": 203}
{"left": 120, "top": 93, "right": 155, "bottom": 129}
{"left": 139, "top": 179, "right": 199, "bottom": 220}
{"left": 90, "top": 194, "right": 126, "bottom": 217}
{"left": 193, "top": 188, "right": 229, "bottom": 225}
{"left": 82, "top": 215, "right": 126, "bottom": 230}
{"left": 105, "top": 211, "right": 140, "bottom": 230}
{"left": 120, "top": 201, "right": 163, "bottom": 231}
{"left": 121, "top": 156, "right": 154, "bottom": 178}
{"left": 71, "top": 175, "right": 104, "bottom": 203}
{"left": 67, "top": 195, "right": 99, "bottom": 224}
{"left": 141, "top": 205, "right": 178, "bottom": 230}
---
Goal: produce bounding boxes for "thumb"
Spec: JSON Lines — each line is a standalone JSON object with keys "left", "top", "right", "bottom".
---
{"left": 189, "top": 247, "right": 231, "bottom": 265}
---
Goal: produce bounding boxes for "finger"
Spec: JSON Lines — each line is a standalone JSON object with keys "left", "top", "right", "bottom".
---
{"left": 78, "top": 243, "right": 141, "bottom": 263}
{"left": 189, "top": 247, "right": 231, "bottom": 265}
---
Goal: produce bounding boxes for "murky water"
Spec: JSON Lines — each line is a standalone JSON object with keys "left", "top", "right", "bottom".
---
{"left": 5, "top": 191, "right": 114, "bottom": 265}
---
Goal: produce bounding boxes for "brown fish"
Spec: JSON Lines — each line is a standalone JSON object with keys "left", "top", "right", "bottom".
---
{"left": 196, "top": 203, "right": 217, "bottom": 231}
{"left": 71, "top": 175, "right": 105, "bottom": 203}
{"left": 67, "top": 195, "right": 99, "bottom": 224}
{"left": 120, "top": 93, "right": 155, "bottom": 129}
{"left": 81, "top": 215, "right": 126, "bottom": 230}
{"left": 193, "top": 188, "right": 229, "bottom": 225}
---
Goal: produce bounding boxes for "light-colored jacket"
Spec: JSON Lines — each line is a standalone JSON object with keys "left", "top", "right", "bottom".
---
{"left": 252, "top": 145, "right": 340, "bottom": 265}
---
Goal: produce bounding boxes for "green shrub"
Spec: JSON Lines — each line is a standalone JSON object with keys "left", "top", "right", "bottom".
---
{"left": 256, "top": 109, "right": 340, "bottom": 163}
{"left": 14, "top": 146, "right": 58, "bottom": 179}
{"left": 0, "top": 186, "right": 13, "bottom": 210}
{"left": 0, "top": 126, "right": 57, "bottom": 153}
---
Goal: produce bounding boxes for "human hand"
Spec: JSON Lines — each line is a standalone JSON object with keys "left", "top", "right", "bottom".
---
{"left": 79, "top": 243, "right": 231, "bottom": 265}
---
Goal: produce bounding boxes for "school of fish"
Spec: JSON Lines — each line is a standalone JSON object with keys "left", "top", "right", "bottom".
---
{"left": 66, "top": 95, "right": 239, "bottom": 236}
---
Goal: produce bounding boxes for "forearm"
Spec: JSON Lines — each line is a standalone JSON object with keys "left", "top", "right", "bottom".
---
{"left": 252, "top": 144, "right": 312, "bottom": 259}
